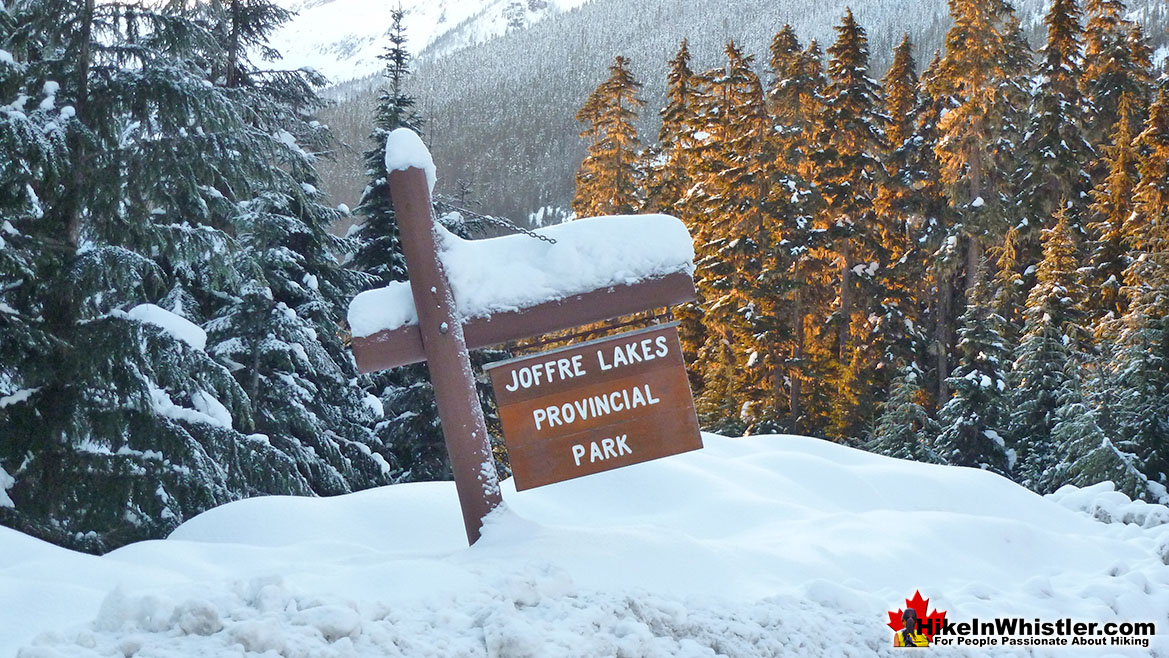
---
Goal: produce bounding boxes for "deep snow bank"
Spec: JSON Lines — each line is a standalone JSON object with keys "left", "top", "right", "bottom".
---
{"left": 4, "top": 434, "right": 1168, "bottom": 657}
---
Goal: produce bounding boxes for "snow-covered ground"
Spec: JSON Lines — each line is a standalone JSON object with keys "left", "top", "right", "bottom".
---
{"left": 4, "top": 434, "right": 1168, "bottom": 657}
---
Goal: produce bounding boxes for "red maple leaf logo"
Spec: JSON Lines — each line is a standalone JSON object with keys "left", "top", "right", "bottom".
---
{"left": 887, "top": 590, "right": 947, "bottom": 641}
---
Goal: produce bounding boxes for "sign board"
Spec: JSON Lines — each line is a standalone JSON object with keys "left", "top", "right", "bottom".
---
{"left": 486, "top": 323, "right": 703, "bottom": 491}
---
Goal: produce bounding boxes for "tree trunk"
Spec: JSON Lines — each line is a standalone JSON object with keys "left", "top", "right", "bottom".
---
{"left": 227, "top": 0, "right": 241, "bottom": 88}
{"left": 65, "top": 0, "right": 95, "bottom": 249}
{"left": 789, "top": 287, "right": 805, "bottom": 431}
{"left": 935, "top": 274, "right": 951, "bottom": 405}
{"left": 838, "top": 239, "right": 853, "bottom": 358}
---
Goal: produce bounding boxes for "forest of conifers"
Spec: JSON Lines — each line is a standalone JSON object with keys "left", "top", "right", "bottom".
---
{"left": 569, "top": 0, "right": 1169, "bottom": 503}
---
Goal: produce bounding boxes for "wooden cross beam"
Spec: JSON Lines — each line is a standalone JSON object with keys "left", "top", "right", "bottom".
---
{"left": 352, "top": 130, "right": 697, "bottom": 545}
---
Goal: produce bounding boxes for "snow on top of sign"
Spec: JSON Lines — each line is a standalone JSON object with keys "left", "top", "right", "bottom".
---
{"left": 384, "top": 128, "right": 436, "bottom": 194}
{"left": 347, "top": 282, "right": 417, "bottom": 339}
{"left": 126, "top": 303, "right": 207, "bottom": 351}
{"left": 347, "top": 214, "right": 695, "bottom": 338}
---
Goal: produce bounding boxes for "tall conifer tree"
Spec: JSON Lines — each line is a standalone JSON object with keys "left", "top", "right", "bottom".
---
{"left": 1015, "top": 0, "right": 1094, "bottom": 267}
{"left": 0, "top": 0, "right": 357, "bottom": 551}
{"left": 1010, "top": 206, "right": 1089, "bottom": 491}
{"left": 767, "top": 28, "right": 828, "bottom": 432}
{"left": 572, "top": 55, "right": 645, "bottom": 218}
{"left": 935, "top": 0, "right": 1031, "bottom": 291}
{"left": 1082, "top": 0, "right": 1154, "bottom": 151}
{"left": 814, "top": 10, "right": 887, "bottom": 437}
{"left": 1084, "top": 93, "right": 1142, "bottom": 327}
{"left": 1110, "top": 90, "right": 1169, "bottom": 486}
{"left": 934, "top": 266, "right": 1012, "bottom": 474}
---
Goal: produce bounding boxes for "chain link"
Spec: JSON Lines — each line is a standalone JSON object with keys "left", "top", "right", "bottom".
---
{"left": 433, "top": 195, "right": 557, "bottom": 244}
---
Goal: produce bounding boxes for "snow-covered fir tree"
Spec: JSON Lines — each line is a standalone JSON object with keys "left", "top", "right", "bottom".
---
{"left": 1052, "top": 370, "right": 1166, "bottom": 503}
{"left": 1009, "top": 206, "right": 1090, "bottom": 492}
{"left": 0, "top": 0, "right": 310, "bottom": 551}
{"left": 1014, "top": 0, "right": 1094, "bottom": 267}
{"left": 1109, "top": 89, "right": 1169, "bottom": 488}
{"left": 867, "top": 363, "right": 940, "bottom": 463}
{"left": 934, "top": 266, "right": 1012, "bottom": 474}
{"left": 346, "top": 9, "right": 452, "bottom": 481}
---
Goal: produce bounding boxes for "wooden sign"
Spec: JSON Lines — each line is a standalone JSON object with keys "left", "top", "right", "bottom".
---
{"left": 486, "top": 323, "right": 703, "bottom": 491}
{"left": 350, "top": 128, "right": 699, "bottom": 544}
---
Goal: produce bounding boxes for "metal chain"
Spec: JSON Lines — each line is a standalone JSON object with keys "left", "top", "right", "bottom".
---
{"left": 433, "top": 195, "right": 557, "bottom": 244}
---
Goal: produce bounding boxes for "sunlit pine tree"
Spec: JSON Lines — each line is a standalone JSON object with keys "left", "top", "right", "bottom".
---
{"left": 813, "top": 9, "right": 887, "bottom": 438}
{"left": 1084, "top": 93, "right": 1142, "bottom": 329}
{"left": 767, "top": 28, "right": 830, "bottom": 432}
{"left": 1081, "top": 0, "right": 1154, "bottom": 153}
{"left": 571, "top": 55, "right": 645, "bottom": 218}
{"left": 1110, "top": 90, "right": 1169, "bottom": 487}
{"left": 934, "top": 0, "right": 1031, "bottom": 293}
{"left": 687, "top": 43, "right": 789, "bottom": 432}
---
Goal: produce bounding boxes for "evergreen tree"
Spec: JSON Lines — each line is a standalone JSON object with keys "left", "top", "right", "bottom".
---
{"left": 874, "top": 35, "right": 930, "bottom": 389}
{"left": 894, "top": 50, "right": 958, "bottom": 408}
{"left": 1084, "top": 93, "right": 1142, "bottom": 327}
{"left": 934, "top": 266, "right": 1012, "bottom": 474}
{"left": 1082, "top": 0, "right": 1155, "bottom": 152}
{"left": 0, "top": 0, "right": 340, "bottom": 551}
{"left": 0, "top": 9, "right": 64, "bottom": 421}
{"left": 686, "top": 42, "right": 790, "bottom": 432}
{"left": 767, "top": 28, "right": 828, "bottom": 432}
{"left": 644, "top": 38, "right": 695, "bottom": 217}
{"left": 345, "top": 10, "right": 456, "bottom": 482}
{"left": 1110, "top": 89, "right": 1169, "bottom": 487}
{"left": 1052, "top": 374, "right": 1165, "bottom": 502}
{"left": 990, "top": 226, "right": 1026, "bottom": 338}
{"left": 880, "top": 35, "right": 920, "bottom": 159}
{"left": 934, "top": 0, "right": 1031, "bottom": 292}
{"left": 197, "top": 0, "right": 397, "bottom": 494}
{"left": 571, "top": 55, "right": 645, "bottom": 218}
{"left": 1010, "top": 206, "right": 1088, "bottom": 491}
{"left": 813, "top": 9, "right": 888, "bottom": 437}
{"left": 349, "top": 7, "right": 420, "bottom": 285}
{"left": 1015, "top": 0, "right": 1094, "bottom": 269}
{"left": 867, "top": 363, "right": 940, "bottom": 463}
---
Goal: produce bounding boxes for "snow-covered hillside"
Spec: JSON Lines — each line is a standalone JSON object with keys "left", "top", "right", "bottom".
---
{"left": 5, "top": 434, "right": 1168, "bottom": 657}
{"left": 269, "top": 0, "right": 591, "bottom": 84}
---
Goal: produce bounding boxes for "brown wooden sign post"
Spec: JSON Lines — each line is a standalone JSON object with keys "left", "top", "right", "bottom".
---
{"left": 354, "top": 158, "right": 700, "bottom": 546}
{"left": 485, "top": 324, "right": 702, "bottom": 490}
{"left": 387, "top": 166, "right": 502, "bottom": 545}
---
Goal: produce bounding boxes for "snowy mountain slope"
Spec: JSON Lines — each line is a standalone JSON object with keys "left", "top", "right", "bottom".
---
{"left": 310, "top": 0, "right": 1167, "bottom": 219}
{"left": 406, "top": 0, "right": 1168, "bottom": 219}
{"left": 4, "top": 434, "right": 1168, "bottom": 656}
{"left": 269, "top": 0, "right": 592, "bottom": 84}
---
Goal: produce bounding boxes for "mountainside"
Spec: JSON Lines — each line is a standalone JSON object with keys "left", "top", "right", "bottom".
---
{"left": 271, "top": 0, "right": 590, "bottom": 84}
{"left": 309, "top": 0, "right": 1168, "bottom": 220}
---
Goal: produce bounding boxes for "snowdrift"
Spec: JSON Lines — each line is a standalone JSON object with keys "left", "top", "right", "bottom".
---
{"left": 3, "top": 434, "right": 1168, "bottom": 657}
